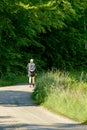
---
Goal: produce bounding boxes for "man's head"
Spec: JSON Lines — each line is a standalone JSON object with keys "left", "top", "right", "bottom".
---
{"left": 30, "top": 59, "right": 33, "bottom": 63}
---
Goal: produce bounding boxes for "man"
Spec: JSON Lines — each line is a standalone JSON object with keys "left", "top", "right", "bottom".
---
{"left": 27, "top": 59, "right": 36, "bottom": 87}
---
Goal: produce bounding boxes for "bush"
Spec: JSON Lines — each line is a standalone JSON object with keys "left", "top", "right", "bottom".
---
{"left": 32, "top": 72, "right": 56, "bottom": 104}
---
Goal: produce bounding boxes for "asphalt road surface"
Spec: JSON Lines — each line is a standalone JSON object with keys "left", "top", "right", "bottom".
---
{"left": 0, "top": 85, "right": 87, "bottom": 130}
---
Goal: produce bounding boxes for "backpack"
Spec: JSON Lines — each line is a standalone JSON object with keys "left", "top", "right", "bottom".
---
{"left": 28, "top": 62, "right": 36, "bottom": 72}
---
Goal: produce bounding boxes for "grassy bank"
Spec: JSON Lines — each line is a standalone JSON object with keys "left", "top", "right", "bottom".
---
{"left": 0, "top": 74, "right": 28, "bottom": 87}
{"left": 32, "top": 70, "right": 87, "bottom": 123}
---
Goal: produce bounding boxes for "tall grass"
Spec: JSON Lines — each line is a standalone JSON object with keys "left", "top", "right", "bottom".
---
{"left": 32, "top": 70, "right": 87, "bottom": 123}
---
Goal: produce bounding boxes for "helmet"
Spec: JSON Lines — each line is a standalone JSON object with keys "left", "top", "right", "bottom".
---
{"left": 30, "top": 59, "right": 33, "bottom": 62}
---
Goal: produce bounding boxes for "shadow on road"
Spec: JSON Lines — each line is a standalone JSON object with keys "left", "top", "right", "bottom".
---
{"left": 0, "top": 89, "right": 36, "bottom": 107}
{"left": 0, "top": 85, "right": 87, "bottom": 130}
{"left": 0, "top": 119, "right": 86, "bottom": 130}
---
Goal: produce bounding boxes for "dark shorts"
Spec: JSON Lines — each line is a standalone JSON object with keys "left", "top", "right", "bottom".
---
{"left": 28, "top": 71, "right": 35, "bottom": 77}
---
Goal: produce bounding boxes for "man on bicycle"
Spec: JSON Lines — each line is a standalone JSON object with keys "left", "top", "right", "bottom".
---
{"left": 27, "top": 59, "right": 36, "bottom": 87}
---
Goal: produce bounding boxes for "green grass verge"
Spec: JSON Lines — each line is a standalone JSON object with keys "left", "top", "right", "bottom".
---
{"left": 0, "top": 74, "right": 28, "bottom": 87}
{"left": 32, "top": 70, "right": 87, "bottom": 123}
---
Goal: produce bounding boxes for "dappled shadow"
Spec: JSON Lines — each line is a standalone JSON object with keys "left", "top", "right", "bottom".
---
{"left": 0, "top": 89, "right": 36, "bottom": 107}
{"left": 0, "top": 121, "right": 87, "bottom": 130}
{"left": 0, "top": 116, "right": 12, "bottom": 118}
{"left": 0, "top": 116, "right": 86, "bottom": 130}
{"left": 0, "top": 86, "right": 87, "bottom": 130}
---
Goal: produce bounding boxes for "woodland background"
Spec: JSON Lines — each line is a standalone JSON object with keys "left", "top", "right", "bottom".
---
{"left": 0, "top": 0, "right": 87, "bottom": 79}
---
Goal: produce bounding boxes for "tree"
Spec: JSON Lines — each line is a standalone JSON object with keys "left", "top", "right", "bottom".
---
{"left": 0, "top": 0, "right": 87, "bottom": 79}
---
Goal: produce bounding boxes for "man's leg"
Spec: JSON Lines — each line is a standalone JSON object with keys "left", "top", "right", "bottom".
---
{"left": 31, "top": 76, "right": 35, "bottom": 86}
{"left": 29, "top": 76, "right": 31, "bottom": 84}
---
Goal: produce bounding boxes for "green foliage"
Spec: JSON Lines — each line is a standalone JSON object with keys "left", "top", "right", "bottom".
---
{"left": 32, "top": 70, "right": 87, "bottom": 122}
{"left": 0, "top": 74, "right": 27, "bottom": 86}
{"left": 0, "top": 0, "right": 87, "bottom": 82}
{"left": 32, "top": 70, "right": 75, "bottom": 104}
{"left": 32, "top": 72, "right": 55, "bottom": 104}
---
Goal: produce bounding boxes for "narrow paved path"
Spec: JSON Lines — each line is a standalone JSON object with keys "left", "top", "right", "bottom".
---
{"left": 0, "top": 85, "right": 87, "bottom": 130}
